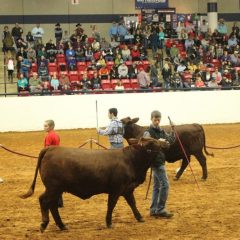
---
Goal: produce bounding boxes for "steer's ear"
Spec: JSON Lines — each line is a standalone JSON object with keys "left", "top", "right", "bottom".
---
{"left": 121, "top": 117, "right": 131, "bottom": 124}
{"left": 128, "top": 138, "right": 139, "bottom": 145}
{"left": 130, "top": 117, "right": 139, "bottom": 124}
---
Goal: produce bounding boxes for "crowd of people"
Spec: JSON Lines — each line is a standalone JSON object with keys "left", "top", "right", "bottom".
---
{"left": 2, "top": 18, "right": 240, "bottom": 95}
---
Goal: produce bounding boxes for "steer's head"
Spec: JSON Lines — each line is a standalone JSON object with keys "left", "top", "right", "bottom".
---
{"left": 128, "top": 137, "right": 169, "bottom": 152}
{"left": 121, "top": 117, "right": 141, "bottom": 141}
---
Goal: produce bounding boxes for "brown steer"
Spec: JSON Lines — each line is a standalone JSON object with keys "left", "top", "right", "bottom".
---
{"left": 20, "top": 138, "right": 168, "bottom": 232}
{"left": 121, "top": 117, "right": 214, "bottom": 180}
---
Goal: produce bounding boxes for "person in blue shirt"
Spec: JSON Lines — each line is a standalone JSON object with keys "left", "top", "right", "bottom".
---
{"left": 20, "top": 58, "right": 31, "bottom": 78}
{"left": 66, "top": 46, "right": 76, "bottom": 62}
{"left": 97, "top": 108, "right": 124, "bottom": 149}
{"left": 158, "top": 27, "right": 165, "bottom": 50}
{"left": 109, "top": 21, "right": 118, "bottom": 41}
{"left": 217, "top": 19, "right": 228, "bottom": 35}
{"left": 117, "top": 23, "right": 128, "bottom": 43}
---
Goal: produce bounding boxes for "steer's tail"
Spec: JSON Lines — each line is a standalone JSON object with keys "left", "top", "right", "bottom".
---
{"left": 200, "top": 125, "right": 214, "bottom": 157}
{"left": 20, "top": 148, "right": 49, "bottom": 199}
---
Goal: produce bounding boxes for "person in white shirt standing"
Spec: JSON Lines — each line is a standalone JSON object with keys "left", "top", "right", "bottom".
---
{"left": 7, "top": 56, "right": 14, "bottom": 83}
{"left": 31, "top": 23, "right": 44, "bottom": 46}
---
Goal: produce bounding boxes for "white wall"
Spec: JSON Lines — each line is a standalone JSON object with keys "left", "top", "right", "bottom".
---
{"left": 0, "top": 90, "right": 240, "bottom": 132}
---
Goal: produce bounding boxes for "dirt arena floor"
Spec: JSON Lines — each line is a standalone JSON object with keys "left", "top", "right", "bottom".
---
{"left": 0, "top": 124, "right": 240, "bottom": 240}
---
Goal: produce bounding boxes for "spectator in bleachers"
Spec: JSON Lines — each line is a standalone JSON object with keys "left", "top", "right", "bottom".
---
{"left": 202, "top": 69, "right": 212, "bottom": 84}
{"left": 195, "top": 74, "right": 206, "bottom": 88}
{"left": 170, "top": 43, "right": 180, "bottom": 60}
{"left": 62, "top": 30, "right": 70, "bottom": 43}
{"left": 100, "top": 38, "right": 110, "bottom": 51}
{"left": 96, "top": 55, "right": 106, "bottom": 68}
{"left": 59, "top": 72, "right": 70, "bottom": 90}
{"left": 91, "top": 25, "right": 101, "bottom": 42}
{"left": 114, "top": 54, "right": 123, "bottom": 67}
{"left": 228, "top": 35, "right": 238, "bottom": 48}
{"left": 54, "top": 23, "right": 62, "bottom": 45}
{"left": 149, "top": 30, "right": 159, "bottom": 58}
{"left": 128, "top": 63, "right": 137, "bottom": 79}
{"left": 217, "top": 19, "right": 228, "bottom": 35}
{"left": 11, "top": 23, "right": 23, "bottom": 43}
{"left": 208, "top": 78, "right": 219, "bottom": 88}
{"left": 67, "top": 56, "right": 77, "bottom": 71}
{"left": 39, "top": 55, "right": 48, "bottom": 68}
{"left": 102, "top": 47, "right": 113, "bottom": 61}
{"left": 232, "top": 22, "right": 240, "bottom": 36}
{"left": 75, "top": 47, "right": 85, "bottom": 62}
{"left": 176, "top": 22, "right": 185, "bottom": 39}
{"left": 222, "top": 75, "right": 232, "bottom": 88}
{"left": 172, "top": 72, "right": 183, "bottom": 88}
{"left": 137, "top": 67, "right": 150, "bottom": 89}
{"left": 85, "top": 46, "right": 94, "bottom": 61}
{"left": 121, "top": 45, "right": 132, "bottom": 61}
{"left": 216, "top": 44, "right": 223, "bottom": 59}
{"left": 201, "top": 37, "right": 210, "bottom": 50}
{"left": 2, "top": 31, "right": 14, "bottom": 56}
{"left": 200, "top": 20, "right": 208, "bottom": 38}
{"left": 50, "top": 72, "right": 60, "bottom": 90}
{"left": 162, "top": 63, "right": 172, "bottom": 89}
{"left": 46, "top": 39, "right": 57, "bottom": 55}
{"left": 41, "top": 77, "right": 50, "bottom": 93}
{"left": 17, "top": 73, "right": 29, "bottom": 91}
{"left": 212, "top": 68, "right": 222, "bottom": 85}
{"left": 177, "top": 61, "right": 187, "bottom": 73}
{"left": 81, "top": 73, "right": 91, "bottom": 90}
{"left": 149, "top": 61, "right": 159, "bottom": 87}
{"left": 134, "top": 29, "right": 142, "bottom": 45}
{"left": 75, "top": 23, "right": 84, "bottom": 37}
{"left": 37, "top": 47, "right": 47, "bottom": 64}
{"left": 32, "top": 23, "right": 44, "bottom": 46}
{"left": 109, "top": 21, "right": 118, "bottom": 41}
{"left": 117, "top": 22, "right": 128, "bottom": 43}
{"left": 91, "top": 72, "right": 101, "bottom": 89}
{"left": 26, "top": 31, "right": 34, "bottom": 47}
{"left": 66, "top": 46, "right": 75, "bottom": 60}
{"left": 38, "top": 61, "right": 49, "bottom": 80}
{"left": 230, "top": 51, "right": 240, "bottom": 66}
{"left": 185, "top": 36, "right": 195, "bottom": 51}
{"left": 99, "top": 65, "right": 109, "bottom": 79}
{"left": 20, "top": 58, "right": 31, "bottom": 78}
{"left": 29, "top": 73, "right": 42, "bottom": 92}
{"left": 7, "top": 56, "right": 14, "bottom": 83}
{"left": 212, "top": 29, "right": 223, "bottom": 44}
{"left": 110, "top": 38, "right": 120, "bottom": 48}
{"left": 27, "top": 47, "right": 36, "bottom": 62}
{"left": 115, "top": 80, "right": 124, "bottom": 91}
{"left": 92, "top": 39, "right": 100, "bottom": 51}
{"left": 118, "top": 61, "right": 128, "bottom": 79}
{"left": 131, "top": 45, "right": 141, "bottom": 61}
{"left": 109, "top": 66, "right": 118, "bottom": 80}
{"left": 158, "top": 27, "right": 165, "bottom": 50}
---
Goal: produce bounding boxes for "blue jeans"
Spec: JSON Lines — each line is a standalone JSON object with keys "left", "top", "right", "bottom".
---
{"left": 150, "top": 165, "right": 169, "bottom": 214}
{"left": 110, "top": 142, "right": 124, "bottom": 149}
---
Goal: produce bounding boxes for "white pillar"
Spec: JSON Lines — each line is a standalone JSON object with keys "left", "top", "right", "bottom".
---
{"left": 207, "top": 0, "right": 218, "bottom": 32}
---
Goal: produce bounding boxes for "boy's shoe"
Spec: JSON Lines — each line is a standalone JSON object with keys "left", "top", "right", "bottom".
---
{"left": 156, "top": 210, "right": 174, "bottom": 218}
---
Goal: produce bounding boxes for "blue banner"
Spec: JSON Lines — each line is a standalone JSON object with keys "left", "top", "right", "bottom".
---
{"left": 135, "top": 0, "right": 169, "bottom": 9}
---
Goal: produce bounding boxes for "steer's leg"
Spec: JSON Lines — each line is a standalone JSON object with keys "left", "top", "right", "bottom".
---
{"left": 39, "top": 191, "right": 50, "bottom": 232}
{"left": 195, "top": 151, "right": 208, "bottom": 180}
{"left": 174, "top": 157, "right": 190, "bottom": 180}
{"left": 124, "top": 192, "right": 144, "bottom": 222}
{"left": 49, "top": 192, "right": 67, "bottom": 231}
{"left": 106, "top": 194, "right": 119, "bottom": 228}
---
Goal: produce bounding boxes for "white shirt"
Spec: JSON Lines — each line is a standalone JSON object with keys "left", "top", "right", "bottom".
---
{"left": 7, "top": 59, "right": 14, "bottom": 70}
{"left": 31, "top": 27, "right": 44, "bottom": 38}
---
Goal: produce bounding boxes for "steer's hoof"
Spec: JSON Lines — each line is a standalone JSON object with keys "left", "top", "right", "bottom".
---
{"left": 137, "top": 218, "right": 145, "bottom": 223}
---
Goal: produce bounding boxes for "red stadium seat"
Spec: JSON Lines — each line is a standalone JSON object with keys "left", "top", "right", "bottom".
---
{"left": 58, "top": 62, "right": 67, "bottom": 72}
{"left": 101, "top": 79, "right": 112, "bottom": 90}
{"left": 211, "top": 59, "right": 221, "bottom": 68}
{"left": 87, "top": 70, "right": 95, "bottom": 79}
{"left": 48, "top": 63, "right": 57, "bottom": 73}
{"left": 77, "top": 62, "right": 87, "bottom": 71}
{"left": 69, "top": 71, "right": 79, "bottom": 82}
{"left": 125, "top": 60, "right": 133, "bottom": 66}
{"left": 31, "top": 63, "right": 38, "bottom": 72}
{"left": 180, "top": 51, "right": 187, "bottom": 58}
{"left": 56, "top": 54, "right": 66, "bottom": 64}
{"left": 111, "top": 79, "right": 118, "bottom": 89}
{"left": 121, "top": 79, "right": 131, "bottom": 89}
{"left": 130, "top": 79, "right": 140, "bottom": 89}
{"left": 143, "top": 60, "right": 150, "bottom": 71}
